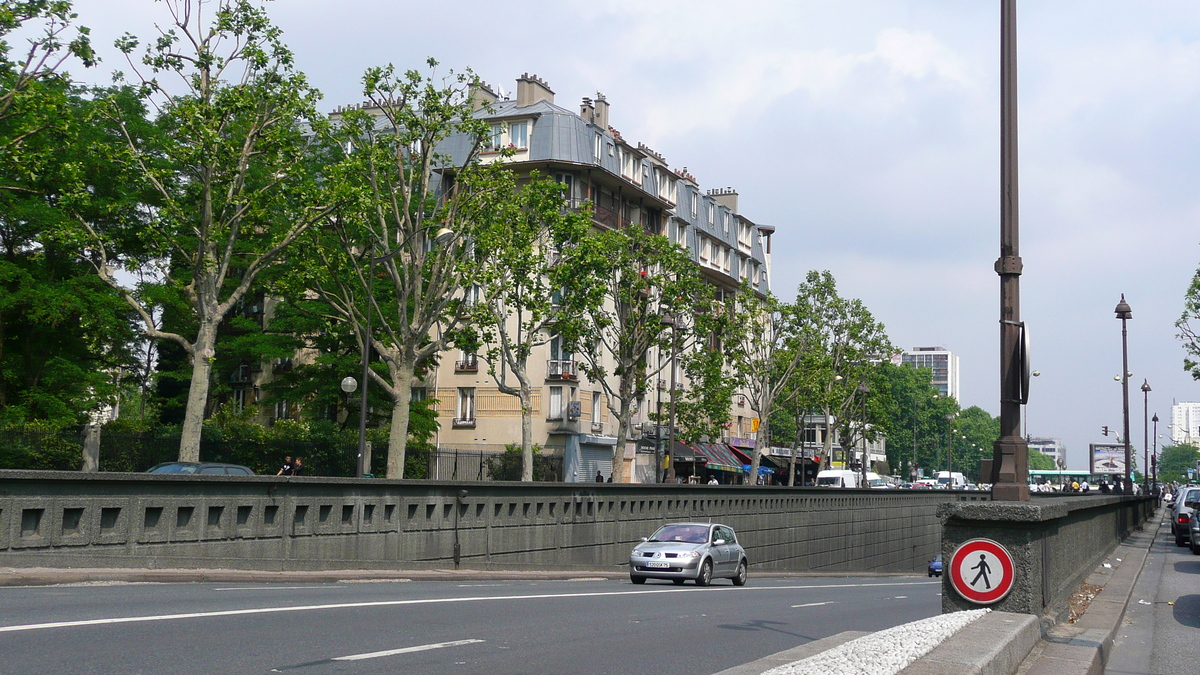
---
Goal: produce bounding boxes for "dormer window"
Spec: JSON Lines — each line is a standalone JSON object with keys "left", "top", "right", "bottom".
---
{"left": 509, "top": 121, "right": 528, "bottom": 148}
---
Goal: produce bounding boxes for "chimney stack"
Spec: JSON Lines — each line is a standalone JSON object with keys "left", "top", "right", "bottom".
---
{"left": 580, "top": 97, "right": 595, "bottom": 124}
{"left": 707, "top": 187, "right": 739, "bottom": 214}
{"left": 594, "top": 92, "right": 609, "bottom": 129}
{"left": 516, "top": 73, "right": 554, "bottom": 107}
{"left": 469, "top": 80, "right": 498, "bottom": 112}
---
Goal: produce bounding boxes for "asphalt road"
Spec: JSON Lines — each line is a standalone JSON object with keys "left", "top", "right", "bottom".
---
{"left": 1107, "top": 508, "right": 1200, "bottom": 675}
{"left": 0, "top": 574, "right": 940, "bottom": 675}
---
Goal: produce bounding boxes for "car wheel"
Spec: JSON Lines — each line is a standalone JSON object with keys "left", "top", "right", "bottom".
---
{"left": 732, "top": 560, "right": 748, "bottom": 587}
{"left": 1192, "top": 541, "right": 1200, "bottom": 556}
{"left": 929, "top": 571, "right": 934, "bottom": 577}
{"left": 672, "top": 578, "right": 686, "bottom": 585}
{"left": 630, "top": 575, "right": 646, "bottom": 585}
{"left": 1177, "top": 534, "right": 1186, "bottom": 547}
{"left": 695, "top": 559, "right": 713, "bottom": 587}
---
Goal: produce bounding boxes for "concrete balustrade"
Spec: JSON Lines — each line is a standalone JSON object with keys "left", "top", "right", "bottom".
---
{"left": 0, "top": 470, "right": 989, "bottom": 573}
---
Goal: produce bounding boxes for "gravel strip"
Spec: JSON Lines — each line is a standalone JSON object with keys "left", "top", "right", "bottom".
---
{"left": 761, "top": 609, "right": 990, "bottom": 675}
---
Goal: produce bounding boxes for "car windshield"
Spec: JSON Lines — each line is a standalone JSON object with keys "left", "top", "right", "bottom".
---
{"left": 648, "top": 524, "right": 709, "bottom": 544}
{"left": 937, "top": 477, "right": 950, "bottom": 484}
{"left": 149, "top": 463, "right": 198, "bottom": 474}
{"left": 817, "top": 477, "right": 841, "bottom": 486}
{"left": 868, "top": 479, "right": 886, "bottom": 487}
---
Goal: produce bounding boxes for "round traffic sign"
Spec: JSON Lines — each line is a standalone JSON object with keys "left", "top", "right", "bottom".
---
{"left": 948, "top": 538, "right": 1015, "bottom": 605}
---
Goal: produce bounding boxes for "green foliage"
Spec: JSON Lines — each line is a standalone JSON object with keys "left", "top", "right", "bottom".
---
{"left": 1029, "top": 449, "right": 1056, "bottom": 471}
{"left": 1178, "top": 253, "right": 1200, "bottom": 380}
{"left": 1160, "top": 443, "right": 1200, "bottom": 482}
{"left": 0, "top": 421, "right": 79, "bottom": 469}
{"left": 484, "top": 443, "right": 558, "bottom": 481}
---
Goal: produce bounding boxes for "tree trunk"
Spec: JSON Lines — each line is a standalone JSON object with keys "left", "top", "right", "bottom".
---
{"left": 520, "top": 383, "right": 533, "bottom": 481}
{"left": 612, "top": 396, "right": 631, "bottom": 483}
{"left": 386, "top": 360, "right": 415, "bottom": 478}
{"left": 821, "top": 405, "right": 834, "bottom": 472}
{"left": 178, "top": 322, "right": 216, "bottom": 463}
{"left": 751, "top": 414, "right": 767, "bottom": 485}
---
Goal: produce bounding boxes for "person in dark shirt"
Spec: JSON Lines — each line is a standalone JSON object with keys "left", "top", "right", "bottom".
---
{"left": 276, "top": 456, "right": 294, "bottom": 476}
{"left": 291, "top": 457, "right": 303, "bottom": 476}
{"left": 595, "top": 470, "right": 604, "bottom": 482}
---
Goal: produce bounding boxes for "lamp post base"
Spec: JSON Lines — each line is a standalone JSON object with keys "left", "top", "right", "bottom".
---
{"left": 991, "top": 436, "right": 1030, "bottom": 502}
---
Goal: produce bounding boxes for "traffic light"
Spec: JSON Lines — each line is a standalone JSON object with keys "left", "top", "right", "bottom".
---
{"left": 1102, "top": 426, "right": 1110, "bottom": 436}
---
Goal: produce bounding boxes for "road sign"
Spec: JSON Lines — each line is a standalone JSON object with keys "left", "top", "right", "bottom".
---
{"left": 948, "top": 538, "right": 1015, "bottom": 605}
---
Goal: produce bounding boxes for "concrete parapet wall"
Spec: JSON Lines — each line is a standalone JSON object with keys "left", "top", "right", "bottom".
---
{"left": 0, "top": 471, "right": 988, "bottom": 572}
{"left": 939, "top": 494, "right": 1156, "bottom": 621}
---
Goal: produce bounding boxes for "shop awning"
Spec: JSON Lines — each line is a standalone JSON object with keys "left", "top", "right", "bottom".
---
{"left": 669, "top": 440, "right": 702, "bottom": 463}
{"left": 693, "top": 442, "right": 745, "bottom": 473}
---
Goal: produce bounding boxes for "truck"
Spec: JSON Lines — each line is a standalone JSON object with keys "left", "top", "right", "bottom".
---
{"left": 936, "top": 471, "right": 967, "bottom": 489}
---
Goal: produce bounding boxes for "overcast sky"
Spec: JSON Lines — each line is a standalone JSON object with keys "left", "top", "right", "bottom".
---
{"left": 65, "top": 1, "right": 1200, "bottom": 471}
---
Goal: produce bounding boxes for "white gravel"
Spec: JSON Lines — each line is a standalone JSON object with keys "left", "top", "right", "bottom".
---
{"left": 761, "top": 608, "right": 990, "bottom": 675}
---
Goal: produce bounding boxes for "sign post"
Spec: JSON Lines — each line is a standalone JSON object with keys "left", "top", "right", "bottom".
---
{"left": 948, "top": 538, "right": 1016, "bottom": 605}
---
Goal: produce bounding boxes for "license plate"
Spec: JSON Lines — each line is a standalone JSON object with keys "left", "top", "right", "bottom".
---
{"left": 646, "top": 561, "right": 669, "bottom": 568}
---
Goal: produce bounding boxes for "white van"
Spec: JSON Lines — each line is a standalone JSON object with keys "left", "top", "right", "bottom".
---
{"left": 865, "top": 472, "right": 889, "bottom": 489}
{"left": 936, "top": 471, "right": 967, "bottom": 489}
{"left": 816, "top": 469, "right": 860, "bottom": 488}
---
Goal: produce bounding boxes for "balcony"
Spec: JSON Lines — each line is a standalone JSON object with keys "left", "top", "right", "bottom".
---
{"left": 547, "top": 360, "right": 577, "bottom": 381}
{"left": 455, "top": 356, "right": 479, "bottom": 373}
{"left": 591, "top": 421, "right": 604, "bottom": 434}
{"left": 452, "top": 417, "right": 476, "bottom": 429}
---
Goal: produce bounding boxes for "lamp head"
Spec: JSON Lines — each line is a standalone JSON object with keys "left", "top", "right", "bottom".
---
{"left": 340, "top": 376, "right": 358, "bottom": 394}
{"left": 1141, "top": 379, "right": 1151, "bottom": 393}
{"left": 433, "top": 227, "right": 456, "bottom": 245}
{"left": 1114, "top": 294, "right": 1132, "bottom": 320}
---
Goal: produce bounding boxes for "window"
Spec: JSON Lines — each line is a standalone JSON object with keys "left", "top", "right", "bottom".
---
{"left": 723, "top": 247, "right": 731, "bottom": 273}
{"left": 274, "top": 399, "right": 289, "bottom": 420}
{"left": 592, "top": 391, "right": 602, "bottom": 422}
{"left": 706, "top": 201, "right": 715, "bottom": 227}
{"left": 411, "top": 387, "right": 427, "bottom": 401}
{"left": 555, "top": 173, "right": 575, "bottom": 202}
{"left": 232, "top": 389, "right": 246, "bottom": 413}
{"left": 722, "top": 212, "right": 730, "bottom": 235}
{"left": 456, "top": 388, "right": 475, "bottom": 422}
{"left": 699, "top": 237, "right": 710, "bottom": 263}
{"left": 594, "top": 133, "right": 602, "bottom": 162}
{"left": 509, "top": 121, "right": 528, "bottom": 148}
{"left": 489, "top": 124, "right": 504, "bottom": 150}
{"left": 548, "top": 386, "right": 563, "bottom": 420}
{"left": 464, "top": 283, "right": 481, "bottom": 306}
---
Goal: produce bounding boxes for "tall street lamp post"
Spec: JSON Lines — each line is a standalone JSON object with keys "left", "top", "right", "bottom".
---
{"left": 660, "top": 313, "right": 679, "bottom": 483}
{"left": 993, "top": 0, "right": 1030, "bottom": 501}
{"left": 1152, "top": 413, "right": 1160, "bottom": 486}
{"left": 1141, "top": 379, "right": 1151, "bottom": 491}
{"left": 946, "top": 413, "right": 956, "bottom": 479}
{"left": 1115, "top": 295, "right": 1133, "bottom": 493}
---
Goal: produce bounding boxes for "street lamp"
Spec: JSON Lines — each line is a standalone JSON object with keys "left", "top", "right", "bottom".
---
{"left": 1115, "top": 294, "right": 1133, "bottom": 493}
{"left": 1141, "top": 379, "right": 1151, "bottom": 491}
{"left": 1023, "top": 370, "right": 1040, "bottom": 440}
{"left": 355, "top": 226, "right": 456, "bottom": 477}
{"left": 945, "top": 413, "right": 956, "bottom": 481}
{"left": 1152, "top": 413, "right": 1160, "bottom": 486}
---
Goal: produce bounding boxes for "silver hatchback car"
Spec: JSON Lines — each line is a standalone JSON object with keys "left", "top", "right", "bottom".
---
{"left": 629, "top": 522, "right": 748, "bottom": 586}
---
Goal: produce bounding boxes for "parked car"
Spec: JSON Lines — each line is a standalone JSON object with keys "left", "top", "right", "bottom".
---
{"left": 146, "top": 462, "right": 255, "bottom": 476}
{"left": 816, "top": 469, "right": 859, "bottom": 488}
{"left": 928, "top": 553, "right": 943, "bottom": 577}
{"left": 1188, "top": 502, "right": 1200, "bottom": 555}
{"left": 1171, "top": 486, "right": 1200, "bottom": 546}
{"left": 629, "top": 522, "right": 748, "bottom": 586}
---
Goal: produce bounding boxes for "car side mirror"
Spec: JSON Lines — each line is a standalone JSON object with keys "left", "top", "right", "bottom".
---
{"left": 713, "top": 539, "right": 726, "bottom": 546}
{"left": 640, "top": 537, "right": 648, "bottom": 542}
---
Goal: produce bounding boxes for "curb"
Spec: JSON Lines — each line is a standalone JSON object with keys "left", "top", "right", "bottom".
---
{"left": 1014, "top": 506, "right": 1164, "bottom": 675}
{"left": 711, "top": 630, "right": 870, "bottom": 675}
{"left": 901, "top": 612, "right": 1039, "bottom": 674}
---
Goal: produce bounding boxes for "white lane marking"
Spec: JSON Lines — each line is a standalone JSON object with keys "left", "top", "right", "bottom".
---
{"left": 213, "top": 586, "right": 332, "bottom": 592}
{"left": 0, "top": 581, "right": 938, "bottom": 634}
{"left": 333, "top": 639, "right": 484, "bottom": 661}
{"left": 894, "top": 596, "right": 908, "bottom": 599}
{"left": 792, "top": 601, "right": 835, "bottom": 608}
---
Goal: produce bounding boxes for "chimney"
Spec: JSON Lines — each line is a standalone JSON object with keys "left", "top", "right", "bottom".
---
{"left": 469, "top": 80, "right": 498, "bottom": 112}
{"left": 516, "top": 73, "right": 554, "bottom": 107}
{"left": 594, "top": 92, "right": 609, "bottom": 130}
{"left": 580, "top": 97, "right": 595, "bottom": 124}
{"left": 708, "top": 187, "right": 739, "bottom": 214}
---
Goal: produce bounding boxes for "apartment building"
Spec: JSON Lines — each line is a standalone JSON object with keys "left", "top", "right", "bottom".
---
{"left": 1170, "top": 401, "right": 1200, "bottom": 446}
{"left": 900, "top": 346, "right": 961, "bottom": 402}
{"left": 397, "top": 73, "right": 777, "bottom": 482}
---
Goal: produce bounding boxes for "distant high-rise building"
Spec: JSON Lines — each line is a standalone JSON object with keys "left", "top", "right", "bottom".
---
{"left": 1027, "top": 437, "right": 1066, "bottom": 468}
{"left": 901, "top": 347, "right": 960, "bottom": 402}
{"left": 1170, "top": 402, "right": 1200, "bottom": 445}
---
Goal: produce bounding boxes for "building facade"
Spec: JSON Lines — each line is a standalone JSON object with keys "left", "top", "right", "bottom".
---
{"left": 335, "top": 74, "right": 776, "bottom": 482}
{"left": 900, "top": 346, "right": 960, "bottom": 402}
{"left": 1170, "top": 402, "right": 1200, "bottom": 446}
{"left": 1027, "top": 437, "right": 1066, "bottom": 468}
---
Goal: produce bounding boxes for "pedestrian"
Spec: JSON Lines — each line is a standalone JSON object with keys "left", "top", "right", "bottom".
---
{"left": 595, "top": 470, "right": 604, "bottom": 482}
{"left": 708, "top": 475, "right": 718, "bottom": 485}
{"left": 1071, "top": 480, "right": 1080, "bottom": 492}
{"left": 276, "top": 455, "right": 294, "bottom": 476}
{"left": 606, "top": 474, "right": 613, "bottom": 483}
{"left": 291, "top": 457, "right": 303, "bottom": 476}
{"left": 1081, "top": 480, "right": 1090, "bottom": 493}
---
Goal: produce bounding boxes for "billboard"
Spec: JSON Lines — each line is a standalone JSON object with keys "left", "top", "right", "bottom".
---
{"left": 1090, "top": 443, "right": 1125, "bottom": 475}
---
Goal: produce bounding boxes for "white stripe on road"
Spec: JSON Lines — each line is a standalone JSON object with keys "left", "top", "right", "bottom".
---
{"left": 212, "top": 586, "right": 335, "bottom": 592}
{"left": 333, "top": 639, "right": 485, "bottom": 661}
{"left": 792, "top": 601, "right": 836, "bottom": 608}
{"left": 0, "top": 581, "right": 937, "bottom": 634}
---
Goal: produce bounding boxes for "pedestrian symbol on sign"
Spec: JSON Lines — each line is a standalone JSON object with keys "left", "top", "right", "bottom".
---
{"left": 949, "top": 539, "right": 1015, "bottom": 605}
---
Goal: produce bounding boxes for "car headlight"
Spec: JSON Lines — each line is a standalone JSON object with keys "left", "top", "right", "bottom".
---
{"left": 685, "top": 551, "right": 701, "bottom": 558}
{"left": 632, "top": 550, "right": 644, "bottom": 556}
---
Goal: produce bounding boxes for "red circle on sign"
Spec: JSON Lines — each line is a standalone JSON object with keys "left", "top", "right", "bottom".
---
{"left": 949, "top": 538, "right": 1015, "bottom": 605}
